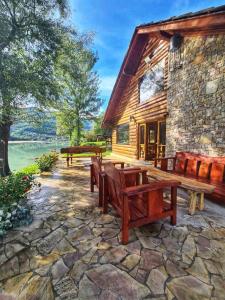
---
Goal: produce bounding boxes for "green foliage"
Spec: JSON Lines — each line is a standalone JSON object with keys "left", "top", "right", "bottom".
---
{"left": 82, "top": 113, "right": 112, "bottom": 143}
{"left": 81, "top": 141, "right": 106, "bottom": 146}
{"left": 17, "top": 164, "right": 40, "bottom": 176}
{"left": 55, "top": 35, "right": 103, "bottom": 146}
{"left": 0, "top": 174, "right": 34, "bottom": 209}
{"left": 93, "top": 113, "right": 111, "bottom": 137}
{"left": 35, "top": 152, "right": 58, "bottom": 172}
{"left": 0, "top": 0, "right": 96, "bottom": 175}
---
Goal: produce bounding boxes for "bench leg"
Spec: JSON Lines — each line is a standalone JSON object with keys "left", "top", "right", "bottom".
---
{"left": 170, "top": 187, "right": 177, "bottom": 225}
{"left": 189, "top": 191, "right": 197, "bottom": 215}
{"left": 99, "top": 175, "right": 103, "bottom": 207}
{"left": 66, "top": 157, "right": 69, "bottom": 167}
{"left": 90, "top": 165, "right": 94, "bottom": 192}
{"left": 122, "top": 197, "right": 129, "bottom": 244}
{"left": 199, "top": 192, "right": 205, "bottom": 211}
{"left": 103, "top": 176, "right": 108, "bottom": 214}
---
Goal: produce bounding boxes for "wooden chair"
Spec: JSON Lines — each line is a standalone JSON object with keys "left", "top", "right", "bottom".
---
{"left": 103, "top": 162, "right": 180, "bottom": 244}
{"left": 90, "top": 157, "right": 141, "bottom": 207}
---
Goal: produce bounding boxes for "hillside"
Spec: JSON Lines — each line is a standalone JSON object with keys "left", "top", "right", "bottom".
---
{"left": 11, "top": 119, "right": 57, "bottom": 141}
{"left": 10, "top": 110, "right": 92, "bottom": 141}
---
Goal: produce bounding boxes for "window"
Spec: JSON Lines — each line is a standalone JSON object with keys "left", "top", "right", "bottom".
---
{"left": 139, "top": 60, "right": 165, "bottom": 103}
{"left": 140, "top": 125, "right": 145, "bottom": 144}
{"left": 117, "top": 123, "right": 129, "bottom": 144}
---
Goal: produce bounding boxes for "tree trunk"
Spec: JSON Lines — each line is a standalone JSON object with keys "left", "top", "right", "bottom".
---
{"left": 77, "top": 118, "right": 81, "bottom": 145}
{"left": 0, "top": 123, "right": 11, "bottom": 176}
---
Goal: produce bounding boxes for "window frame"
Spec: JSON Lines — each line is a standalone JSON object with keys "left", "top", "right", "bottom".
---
{"left": 116, "top": 123, "right": 130, "bottom": 145}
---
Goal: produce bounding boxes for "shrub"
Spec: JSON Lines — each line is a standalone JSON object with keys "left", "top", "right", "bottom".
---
{"left": 35, "top": 151, "right": 58, "bottom": 172}
{"left": 0, "top": 173, "right": 34, "bottom": 235}
{"left": 0, "top": 173, "right": 34, "bottom": 209}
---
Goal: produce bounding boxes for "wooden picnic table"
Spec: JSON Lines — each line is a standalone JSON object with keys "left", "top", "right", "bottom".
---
{"left": 137, "top": 166, "right": 215, "bottom": 215}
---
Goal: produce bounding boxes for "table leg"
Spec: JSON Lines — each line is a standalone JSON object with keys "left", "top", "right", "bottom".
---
{"left": 189, "top": 191, "right": 197, "bottom": 215}
{"left": 199, "top": 192, "right": 205, "bottom": 210}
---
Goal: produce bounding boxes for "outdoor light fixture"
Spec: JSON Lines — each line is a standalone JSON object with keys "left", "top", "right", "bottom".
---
{"left": 170, "top": 33, "right": 183, "bottom": 52}
{"left": 144, "top": 56, "right": 151, "bottom": 64}
{"left": 169, "top": 33, "right": 183, "bottom": 71}
{"left": 144, "top": 53, "right": 154, "bottom": 64}
{"left": 130, "top": 115, "right": 136, "bottom": 123}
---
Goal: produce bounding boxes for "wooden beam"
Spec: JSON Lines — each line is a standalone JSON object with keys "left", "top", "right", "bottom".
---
{"left": 157, "top": 30, "right": 172, "bottom": 41}
{"left": 137, "top": 14, "right": 225, "bottom": 34}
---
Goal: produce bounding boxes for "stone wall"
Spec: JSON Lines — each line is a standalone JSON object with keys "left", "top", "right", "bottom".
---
{"left": 166, "top": 34, "right": 225, "bottom": 157}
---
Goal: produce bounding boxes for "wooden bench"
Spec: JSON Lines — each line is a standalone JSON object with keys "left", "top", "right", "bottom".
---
{"left": 155, "top": 152, "right": 225, "bottom": 204}
{"left": 60, "top": 146, "right": 106, "bottom": 167}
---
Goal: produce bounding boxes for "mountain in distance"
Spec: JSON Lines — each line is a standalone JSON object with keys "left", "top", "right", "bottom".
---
{"left": 10, "top": 108, "right": 92, "bottom": 141}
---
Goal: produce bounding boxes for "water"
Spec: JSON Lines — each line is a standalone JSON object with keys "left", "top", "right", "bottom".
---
{"left": 9, "top": 141, "right": 68, "bottom": 171}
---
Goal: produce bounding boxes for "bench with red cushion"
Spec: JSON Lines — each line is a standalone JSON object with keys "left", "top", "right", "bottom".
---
{"left": 155, "top": 152, "right": 225, "bottom": 204}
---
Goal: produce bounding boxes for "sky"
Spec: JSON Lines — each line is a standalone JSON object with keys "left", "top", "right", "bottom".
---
{"left": 69, "top": 0, "right": 225, "bottom": 109}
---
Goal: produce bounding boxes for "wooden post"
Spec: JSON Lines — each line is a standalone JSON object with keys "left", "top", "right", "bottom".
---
{"left": 199, "top": 192, "right": 205, "bottom": 210}
{"left": 189, "top": 191, "right": 197, "bottom": 215}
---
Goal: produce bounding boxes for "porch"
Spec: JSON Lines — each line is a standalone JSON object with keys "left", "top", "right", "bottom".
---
{"left": 0, "top": 158, "right": 225, "bottom": 299}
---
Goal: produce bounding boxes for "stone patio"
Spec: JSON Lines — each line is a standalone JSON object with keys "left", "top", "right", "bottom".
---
{"left": 0, "top": 158, "right": 225, "bottom": 299}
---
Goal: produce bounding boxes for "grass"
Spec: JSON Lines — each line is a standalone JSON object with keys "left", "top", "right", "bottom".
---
{"left": 80, "top": 141, "right": 106, "bottom": 146}
{"left": 16, "top": 164, "right": 40, "bottom": 175}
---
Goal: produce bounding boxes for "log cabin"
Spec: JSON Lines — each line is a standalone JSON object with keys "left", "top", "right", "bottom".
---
{"left": 102, "top": 5, "right": 225, "bottom": 161}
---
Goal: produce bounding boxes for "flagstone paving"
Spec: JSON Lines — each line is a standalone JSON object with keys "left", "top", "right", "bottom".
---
{"left": 0, "top": 159, "right": 225, "bottom": 299}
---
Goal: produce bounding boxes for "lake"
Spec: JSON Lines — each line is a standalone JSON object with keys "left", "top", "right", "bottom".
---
{"left": 9, "top": 141, "right": 68, "bottom": 171}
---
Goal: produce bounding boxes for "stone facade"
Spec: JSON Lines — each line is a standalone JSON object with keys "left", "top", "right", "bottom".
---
{"left": 166, "top": 34, "right": 225, "bottom": 156}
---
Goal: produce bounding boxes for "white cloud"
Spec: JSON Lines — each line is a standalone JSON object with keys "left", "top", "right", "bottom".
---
{"left": 100, "top": 75, "right": 117, "bottom": 95}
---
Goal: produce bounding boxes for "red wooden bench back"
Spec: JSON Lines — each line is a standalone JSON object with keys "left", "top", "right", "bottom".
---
{"left": 175, "top": 152, "right": 225, "bottom": 182}
{"left": 186, "top": 159, "right": 198, "bottom": 177}
{"left": 174, "top": 153, "right": 187, "bottom": 173}
{"left": 210, "top": 163, "right": 225, "bottom": 182}
{"left": 198, "top": 161, "right": 211, "bottom": 179}
{"left": 61, "top": 146, "right": 106, "bottom": 155}
{"left": 91, "top": 157, "right": 102, "bottom": 188}
{"left": 104, "top": 162, "right": 126, "bottom": 214}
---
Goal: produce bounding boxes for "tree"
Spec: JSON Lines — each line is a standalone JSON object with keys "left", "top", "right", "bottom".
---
{"left": 93, "top": 113, "right": 111, "bottom": 138}
{"left": 56, "top": 109, "right": 78, "bottom": 142}
{"left": 0, "top": 0, "right": 76, "bottom": 175}
{"left": 55, "top": 36, "right": 103, "bottom": 145}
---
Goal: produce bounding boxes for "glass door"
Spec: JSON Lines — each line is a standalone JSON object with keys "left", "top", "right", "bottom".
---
{"left": 138, "top": 124, "right": 146, "bottom": 160}
{"left": 146, "top": 122, "right": 158, "bottom": 160}
{"left": 138, "top": 120, "right": 166, "bottom": 161}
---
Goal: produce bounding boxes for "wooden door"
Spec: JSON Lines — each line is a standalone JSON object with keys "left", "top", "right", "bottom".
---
{"left": 146, "top": 122, "right": 158, "bottom": 160}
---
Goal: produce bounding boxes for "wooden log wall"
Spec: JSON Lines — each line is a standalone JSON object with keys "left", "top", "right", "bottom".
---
{"left": 111, "top": 37, "right": 169, "bottom": 158}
